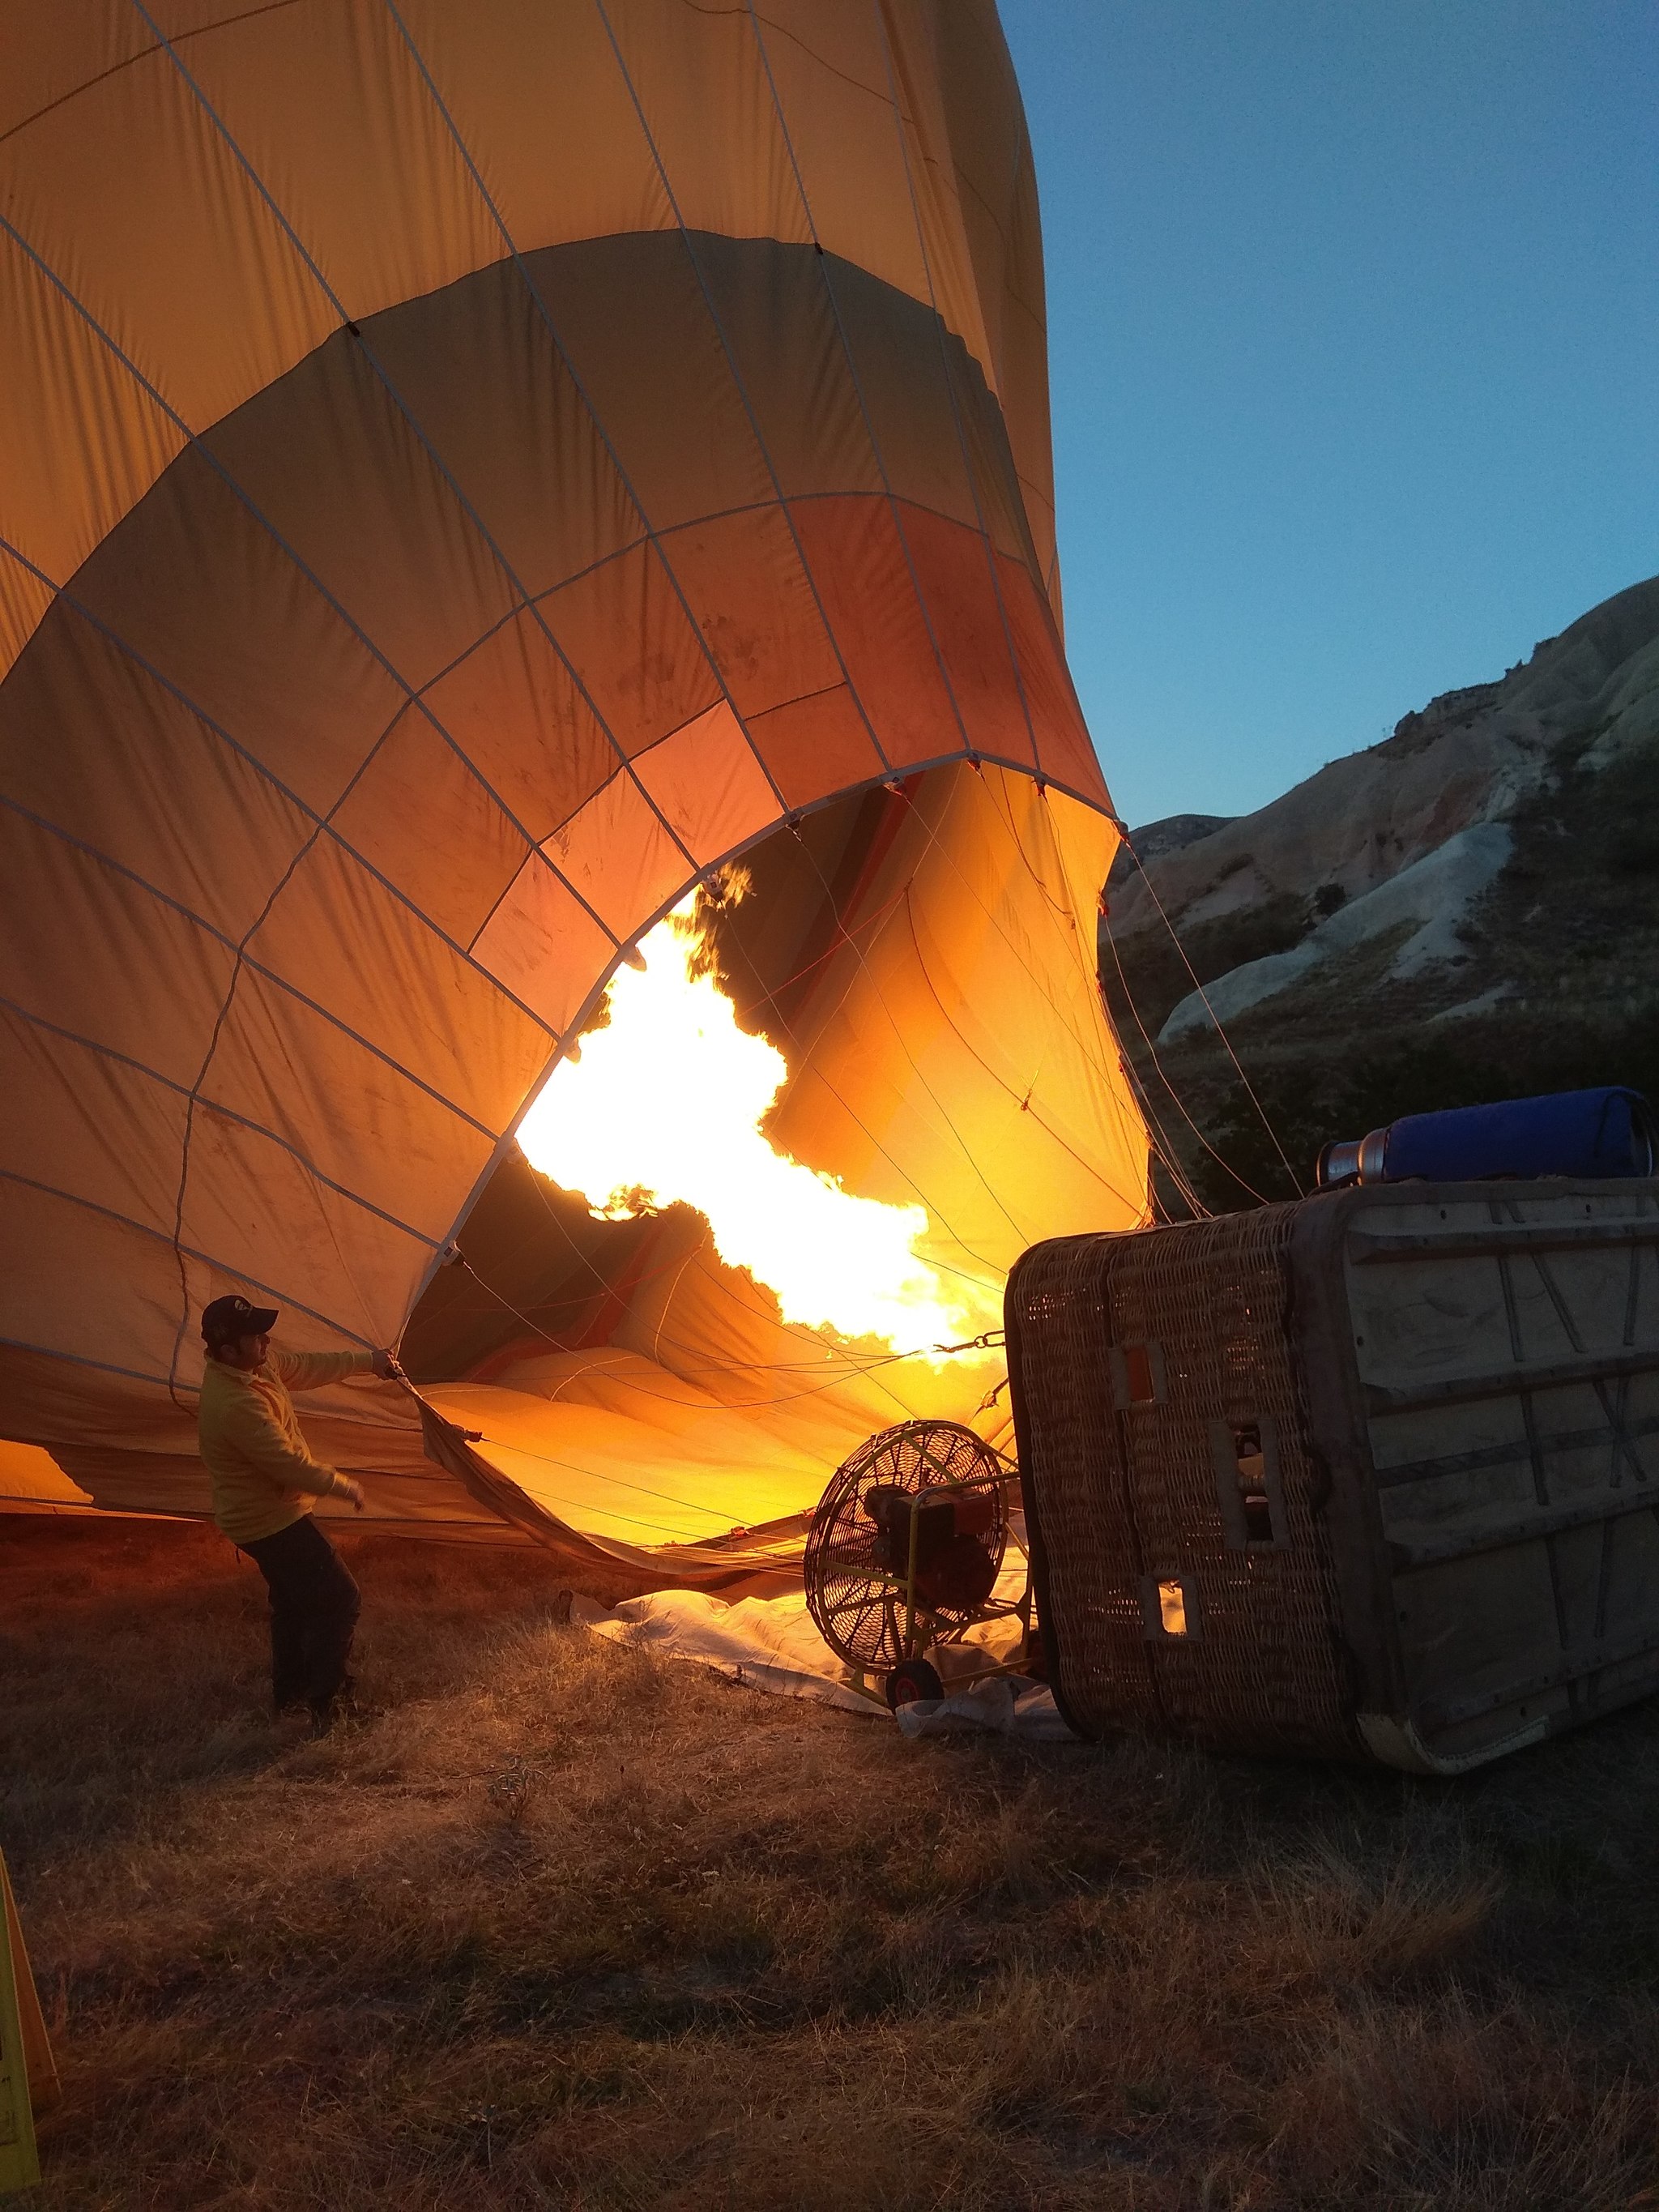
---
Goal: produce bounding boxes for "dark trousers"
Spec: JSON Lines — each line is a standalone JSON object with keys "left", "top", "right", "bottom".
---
{"left": 241, "top": 1514, "right": 360, "bottom": 1715}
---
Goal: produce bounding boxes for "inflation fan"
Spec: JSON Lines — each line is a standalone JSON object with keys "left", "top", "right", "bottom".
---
{"left": 803, "top": 1420, "right": 1034, "bottom": 1710}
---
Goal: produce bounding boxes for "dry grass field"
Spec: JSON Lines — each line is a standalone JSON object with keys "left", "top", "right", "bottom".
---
{"left": 5, "top": 1513, "right": 1659, "bottom": 2211}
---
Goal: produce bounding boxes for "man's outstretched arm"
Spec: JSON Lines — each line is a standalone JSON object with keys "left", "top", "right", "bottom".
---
{"left": 273, "top": 1348, "right": 394, "bottom": 1391}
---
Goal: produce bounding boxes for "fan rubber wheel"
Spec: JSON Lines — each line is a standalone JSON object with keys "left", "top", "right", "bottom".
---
{"left": 885, "top": 1657, "right": 944, "bottom": 1710}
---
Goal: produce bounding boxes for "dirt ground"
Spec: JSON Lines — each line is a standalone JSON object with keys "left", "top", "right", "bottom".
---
{"left": 4, "top": 1512, "right": 1659, "bottom": 2210}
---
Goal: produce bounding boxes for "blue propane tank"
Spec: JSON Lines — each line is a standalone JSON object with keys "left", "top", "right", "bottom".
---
{"left": 1315, "top": 1086, "right": 1656, "bottom": 1189}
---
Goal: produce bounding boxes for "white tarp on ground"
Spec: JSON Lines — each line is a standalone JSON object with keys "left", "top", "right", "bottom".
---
{"left": 574, "top": 1569, "right": 1076, "bottom": 1742}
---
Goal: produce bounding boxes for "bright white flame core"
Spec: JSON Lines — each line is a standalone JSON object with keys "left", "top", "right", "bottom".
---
{"left": 518, "top": 897, "right": 979, "bottom": 1352}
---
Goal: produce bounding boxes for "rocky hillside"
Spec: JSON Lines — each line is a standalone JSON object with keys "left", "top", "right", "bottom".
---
{"left": 1102, "top": 576, "right": 1659, "bottom": 1211}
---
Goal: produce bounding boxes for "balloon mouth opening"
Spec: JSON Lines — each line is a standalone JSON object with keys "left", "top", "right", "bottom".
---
{"left": 514, "top": 873, "right": 995, "bottom": 1362}
{"left": 399, "top": 774, "right": 1000, "bottom": 1388}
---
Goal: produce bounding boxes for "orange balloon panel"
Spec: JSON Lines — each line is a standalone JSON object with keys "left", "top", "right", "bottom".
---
{"left": 0, "top": 1, "right": 1146, "bottom": 1573}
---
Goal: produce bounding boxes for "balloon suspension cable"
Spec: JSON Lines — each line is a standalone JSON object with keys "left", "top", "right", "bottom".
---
{"left": 933, "top": 1327, "right": 1005, "bottom": 1356}
{"left": 1112, "top": 821, "right": 1303, "bottom": 1201}
{"left": 1099, "top": 915, "right": 1258, "bottom": 1212}
{"left": 1100, "top": 924, "right": 1218, "bottom": 1218}
{"left": 445, "top": 1251, "right": 1005, "bottom": 1406}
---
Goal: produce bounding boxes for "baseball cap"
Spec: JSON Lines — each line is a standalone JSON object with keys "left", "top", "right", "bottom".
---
{"left": 201, "top": 1293, "right": 279, "bottom": 1347}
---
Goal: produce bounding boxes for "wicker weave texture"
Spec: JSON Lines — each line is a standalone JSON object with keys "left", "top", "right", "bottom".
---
{"left": 1012, "top": 1210, "right": 1355, "bottom": 1755}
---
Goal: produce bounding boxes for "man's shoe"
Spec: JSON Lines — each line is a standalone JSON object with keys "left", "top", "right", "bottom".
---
{"left": 309, "top": 1688, "right": 385, "bottom": 1736}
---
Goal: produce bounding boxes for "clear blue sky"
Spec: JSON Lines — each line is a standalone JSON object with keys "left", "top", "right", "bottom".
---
{"left": 1000, "top": 1, "right": 1658, "bottom": 827}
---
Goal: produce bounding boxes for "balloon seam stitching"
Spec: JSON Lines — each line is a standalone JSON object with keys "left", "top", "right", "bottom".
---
{"left": 589, "top": 0, "right": 900, "bottom": 783}
{"left": 0, "top": 986, "right": 448, "bottom": 1247}
{"left": 868, "top": 6, "right": 1049, "bottom": 775}
{"left": 740, "top": 0, "right": 986, "bottom": 774}
{"left": 0, "top": 795, "right": 504, "bottom": 1133}
{"left": 0, "top": 537, "right": 567, "bottom": 1048}
{"left": 0, "top": 204, "right": 623, "bottom": 968}
{"left": 377, "top": 0, "right": 802, "bottom": 831}
{"left": 0, "top": 1165, "right": 376, "bottom": 1345}
{"left": 0, "top": 1332, "right": 180, "bottom": 1393}
{"left": 125, "top": 2, "right": 712, "bottom": 921}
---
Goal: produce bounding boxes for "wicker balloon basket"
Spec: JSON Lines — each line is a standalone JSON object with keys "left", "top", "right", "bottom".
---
{"left": 1006, "top": 1179, "right": 1659, "bottom": 1772}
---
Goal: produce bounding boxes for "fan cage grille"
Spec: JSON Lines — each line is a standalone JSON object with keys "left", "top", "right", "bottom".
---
{"left": 804, "top": 1420, "right": 1010, "bottom": 1671}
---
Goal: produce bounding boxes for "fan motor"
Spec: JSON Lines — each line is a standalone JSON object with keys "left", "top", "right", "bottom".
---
{"left": 804, "top": 1420, "right": 1012, "bottom": 1674}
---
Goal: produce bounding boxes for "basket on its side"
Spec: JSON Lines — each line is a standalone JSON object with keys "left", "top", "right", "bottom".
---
{"left": 1006, "top": 1180, "right": 1659, "bottom": 1772}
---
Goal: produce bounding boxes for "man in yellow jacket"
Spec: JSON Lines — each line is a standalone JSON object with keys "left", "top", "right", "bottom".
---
{"left": 197, "top": 1293, "right": 396, "bottom": 1729}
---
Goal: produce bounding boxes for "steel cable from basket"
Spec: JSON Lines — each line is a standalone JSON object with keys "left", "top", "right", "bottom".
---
{"left": 450, "top": 1257, "right": 1002, "bottom": 1417}
{"left": 894, "top": 771, "right": 1209, "bottom": 1222}
{"left": 1098, "top": 907, "right": 1265, "bottom": 1211}
{"left": 1115, "top": 828, "right": 1303, "bottom": 1199}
